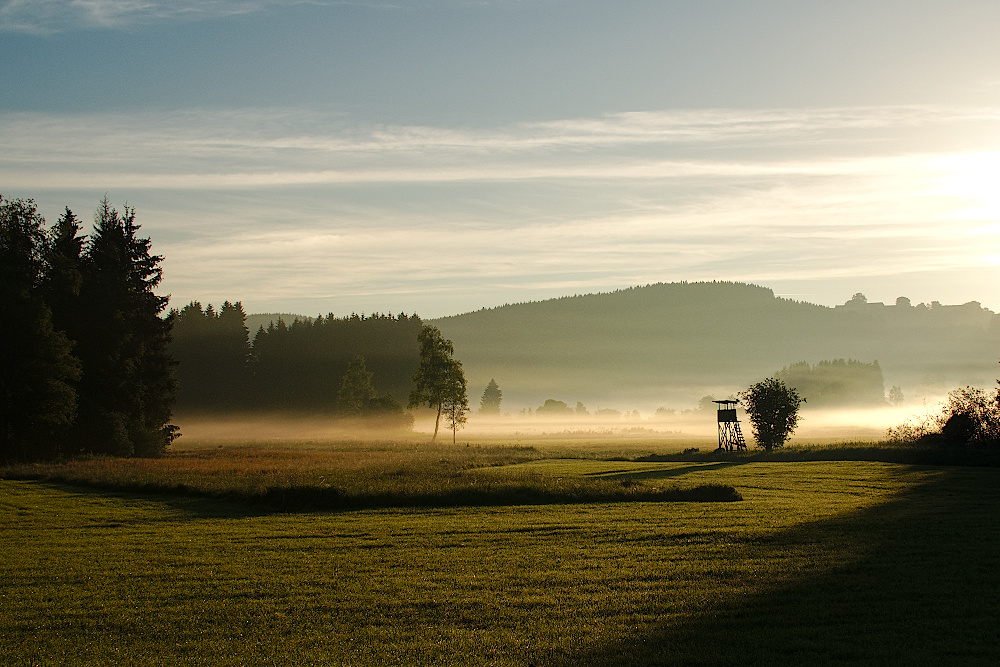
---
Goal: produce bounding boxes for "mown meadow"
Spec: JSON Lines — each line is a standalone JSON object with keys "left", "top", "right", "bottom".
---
{"left": 2, "top": 438, "right": 998, "bottom": 665}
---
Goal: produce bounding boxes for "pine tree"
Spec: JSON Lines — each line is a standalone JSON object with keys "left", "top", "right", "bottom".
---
{"left": 44, "top": 207, "right": 86, "bottom": 339}
{"left": 479, "top": 378, "right": 502, "bottom": 414}
{"left": 73, "top": 199, "right": 176, "bottom": 457}
{"left": 0, "top": 197, "right": 81, "bottom": 461}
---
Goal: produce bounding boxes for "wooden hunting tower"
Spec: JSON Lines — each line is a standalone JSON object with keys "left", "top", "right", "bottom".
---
{"left": 714, "top": 400, "right": 746, "bottom": 451}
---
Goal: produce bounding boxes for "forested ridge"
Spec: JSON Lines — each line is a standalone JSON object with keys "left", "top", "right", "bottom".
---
{"left": 432, "top": 282, "right": 1000, "bottom": 409}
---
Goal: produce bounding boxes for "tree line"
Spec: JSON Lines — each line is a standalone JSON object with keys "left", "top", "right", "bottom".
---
{"left": 2, "top": 196, "right": 474, "bottom": 461}
{"left": 170, "top": 302, "right": 424, "bottom": 421}
{"left": 773, "top": 358, "right": 894, "bottom": 407}
{"left": 1, "top": 197, "right": 175, "bottom": 461}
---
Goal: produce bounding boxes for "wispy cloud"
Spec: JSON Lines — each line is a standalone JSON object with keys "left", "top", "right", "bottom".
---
{"left": 0, "top": 0, "right": 524, "bottom": 33}
{"left": 5, "top": 104, "right": 999, "bottom": 315}
{"left": 3, "top": 105, "right": 998, "bottom": 189}
{"left": 0, "top": 0, "right": 258, "bottom": 32}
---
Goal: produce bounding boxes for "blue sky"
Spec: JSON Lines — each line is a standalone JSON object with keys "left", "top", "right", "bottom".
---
{"left": 3, "top": 0, "right": 1000, "bottom": 317}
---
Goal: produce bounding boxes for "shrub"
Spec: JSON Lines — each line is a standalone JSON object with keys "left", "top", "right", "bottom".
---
{"left": 887, "top": 384, "right": 1000, "bottom": 447}
{"left": 938, "top": 386, "right": 1000, "bottom": 446}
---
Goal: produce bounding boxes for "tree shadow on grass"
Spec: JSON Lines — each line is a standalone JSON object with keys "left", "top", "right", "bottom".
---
{"left": 31, "top": 477, "right": 742, "bottom": 520}
{"left": 32, "top": 482, "right": 270, "bottom": 519}
{"left": 584, "top": 461, "right": 748, "bottom": 481}
{"left": 565, "top": 466, "right": 1000, "bottom": 666}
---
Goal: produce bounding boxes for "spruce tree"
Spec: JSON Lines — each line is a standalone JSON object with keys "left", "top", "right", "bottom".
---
{"left": 479, "top": 378, "right": 502, "bottom": 414}
{"left": 170, "top": 302, "right": 211, "bottom": 410}
{"left": 44, "top": 208, "right": 87, "bottom": 340}
{"left": 74, "top": 199, "right": 176, "bottom": 456}
{"left": 0, "top": 197, "right": 80, "bottom": 461}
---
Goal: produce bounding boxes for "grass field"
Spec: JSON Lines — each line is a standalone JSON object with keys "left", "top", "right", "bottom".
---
{"left": 2, "top": 439, "right": 999, "bottom": 665}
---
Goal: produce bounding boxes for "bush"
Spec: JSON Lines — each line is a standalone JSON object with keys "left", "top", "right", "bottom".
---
{"left": 938, "top": 386, "right": 1000, "bottom": 446}
{"left": 887, "top": 384, "right": 1000, "bottom": 448}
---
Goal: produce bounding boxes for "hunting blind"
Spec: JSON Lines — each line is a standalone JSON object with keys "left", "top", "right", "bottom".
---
{"left": 714, "top": 399, "right": 746, "bottom": 451}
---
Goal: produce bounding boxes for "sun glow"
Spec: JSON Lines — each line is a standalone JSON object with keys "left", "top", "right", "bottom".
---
{"left": 931, "top": 151, "right": 1000, "bottom": 220}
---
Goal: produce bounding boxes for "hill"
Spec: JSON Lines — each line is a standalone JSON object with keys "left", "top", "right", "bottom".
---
{"left": 431, "top": 282, "right": 1000, "bottom": 411}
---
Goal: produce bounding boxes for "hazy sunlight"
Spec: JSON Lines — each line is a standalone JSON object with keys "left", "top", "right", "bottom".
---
{"left": 931, "top": 151, "right": 1000, "bottom": 221}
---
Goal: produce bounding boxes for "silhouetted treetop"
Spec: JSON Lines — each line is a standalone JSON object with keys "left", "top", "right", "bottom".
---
{"left": 0, "top": 197, "right": 81, "bottom": 461}
{"left": 1, "top": 196, "right": 175, "bottom": 461}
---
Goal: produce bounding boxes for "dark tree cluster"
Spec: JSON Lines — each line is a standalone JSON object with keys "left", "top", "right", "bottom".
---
{"left": 774, "top": 358, "right": 887, "bottom": 407}
{"left": 1, "top": 197, "right": 176, "bottom": 462}
{"left": 171, "top": 301, "right": 251, "bottom": 412}
{"left": 169, "top": 307, "right": 423, "bottom": 424}
{"left": 536, "top": 399, "right": 573, "bottom": 415}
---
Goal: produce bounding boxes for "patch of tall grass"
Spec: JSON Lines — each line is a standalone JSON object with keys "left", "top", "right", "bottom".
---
{"left": 0, "top": 443, "right": 740, "bottom": 509}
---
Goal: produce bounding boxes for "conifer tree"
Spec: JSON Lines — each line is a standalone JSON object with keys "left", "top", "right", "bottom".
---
{"left": 479, "top": 378, "right": 502, "bottom": 414}
{"left": 0, "top": 197, "right": 80, "bottom": 461}
{"left": 170, "top": 302, "right": 210, "bottom": 409}
{"left": 213, "top": 301, "right": 251, "bottom": 408}
{"left": 218, "top": 301, "right": 250, "bottom": 368}
{"left": 73, "top": 198, "right": 176, "bottom": 456}
{"left": 44, "top": 208, "right": 86, "bottom": 340}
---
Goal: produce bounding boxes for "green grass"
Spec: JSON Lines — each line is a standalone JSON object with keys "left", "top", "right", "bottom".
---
{"left": 2, "top": 444, "right": 999, "bottom": 665}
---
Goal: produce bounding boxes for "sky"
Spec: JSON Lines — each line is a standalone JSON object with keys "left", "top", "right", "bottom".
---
{"left": 2, "top": 0, "right": 1000, "bottom": 318}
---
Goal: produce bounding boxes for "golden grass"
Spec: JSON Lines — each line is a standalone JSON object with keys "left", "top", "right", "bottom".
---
{"left": 1, "top": 441, "right": 740, "bottom": 509}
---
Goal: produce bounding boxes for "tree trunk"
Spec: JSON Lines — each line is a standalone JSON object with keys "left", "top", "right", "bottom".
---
{"left": 432, "top": 403, "right": 442, "bottom": 441}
